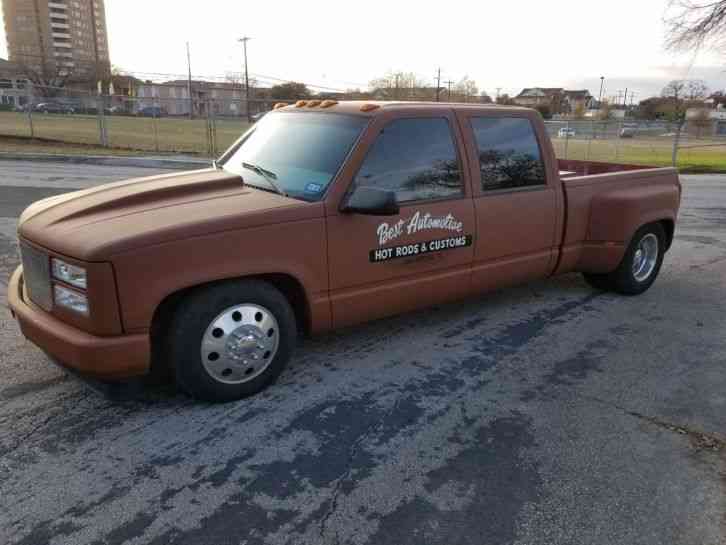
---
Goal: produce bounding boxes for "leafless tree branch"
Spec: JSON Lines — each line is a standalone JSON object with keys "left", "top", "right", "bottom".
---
{"left": 665, "top": 0, "right": 726, "bottom": 52}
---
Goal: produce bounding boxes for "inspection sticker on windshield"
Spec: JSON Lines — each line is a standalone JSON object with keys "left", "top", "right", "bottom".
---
{"left": 304, "top": 182, "right": 323, "bottom": 194}
{"left": 370, "top": 235, "right": 472, "bottom": 263}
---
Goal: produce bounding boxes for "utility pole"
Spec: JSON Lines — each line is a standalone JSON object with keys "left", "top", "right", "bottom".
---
{"left": 435, "top": 68, "right": 441, "bottom": 102}
{"left": 445, "top": 80, "right": 454, "bottom": 101}
{"left": 394, "top": 73, "right": 400, "bottom": 100}
{"left": 623, "top": 87, "right": 628, "bottom": 109}
{"left": 186, "top": 42, "right": 193, "bottom": 120}
{"left": 598, "top": 76, "right": 605, "bottom": 105}
{"left": 239, "top": 37, "right": 251, "bottom": 122}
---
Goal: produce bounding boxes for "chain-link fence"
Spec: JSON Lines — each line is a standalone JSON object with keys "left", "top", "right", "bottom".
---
{"left": 0, "top": 90, "right": 281, "bottom": 157}
{"left": 544, "top": 119, "right": 726, "bottom": 170}
{"left": 2, "top": 90, "right": 725, "bottom": 169}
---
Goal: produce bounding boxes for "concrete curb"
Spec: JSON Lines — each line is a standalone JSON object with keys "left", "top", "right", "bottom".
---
{"left": 0, "top": 152, "right": 211, "bottom": 170}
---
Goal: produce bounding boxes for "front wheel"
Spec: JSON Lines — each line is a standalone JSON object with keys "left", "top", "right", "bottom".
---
{"left": 167, "top": 280, "right": 297, "bottom": 402}
{"left": 583, "top": 222, "right": 666, "bottom": 296}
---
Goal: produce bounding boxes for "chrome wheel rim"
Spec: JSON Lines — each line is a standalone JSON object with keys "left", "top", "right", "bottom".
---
{"left": 632, "top": 233, "right": 659, "bottom": 282}
{"left": 200, "top": 304, "right": 280, "bottom": 385}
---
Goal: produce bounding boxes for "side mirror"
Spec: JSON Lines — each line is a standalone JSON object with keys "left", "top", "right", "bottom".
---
{"left": 342, "top": 186, "right": 400, "bottom": 216}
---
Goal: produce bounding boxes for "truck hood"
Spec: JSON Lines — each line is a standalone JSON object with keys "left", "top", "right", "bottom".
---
{"left": 19, "top": 168, "right": 324, "bottom": 261}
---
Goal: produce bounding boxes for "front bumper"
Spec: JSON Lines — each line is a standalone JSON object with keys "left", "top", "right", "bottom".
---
{"left": 7, "top": 266, "right": 150, "bottom": 379}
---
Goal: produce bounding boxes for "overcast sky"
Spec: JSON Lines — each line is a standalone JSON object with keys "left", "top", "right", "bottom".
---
{"left": 1, "top": 0, "right": 725, "bottom": 99}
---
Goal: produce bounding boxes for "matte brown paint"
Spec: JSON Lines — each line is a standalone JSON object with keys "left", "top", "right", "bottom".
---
{"left": 7, "top": 102, "right": 681, "bottom": 379}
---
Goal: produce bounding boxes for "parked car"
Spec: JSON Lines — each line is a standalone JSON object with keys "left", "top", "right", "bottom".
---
{"left": 108, "top": 106, "right": 127, "bottom": 115}
{"left": 34, "top": 102, "right": 75, "bottom": 114}
{"left": 620, "top": 126, "right": 637, "bottom": 138}
{"left": 9, "top": 102, "right": 681, "bottom": 402}
{"left": 137, "top": 106, "right": 168, "bottom": 117}
{"left": 558, "top": 127, "right": 576, "bottom": 138}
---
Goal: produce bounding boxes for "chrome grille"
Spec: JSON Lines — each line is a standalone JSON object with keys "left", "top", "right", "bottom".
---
{"left": 20, "top": 242, "right": 52, "bottom": 311}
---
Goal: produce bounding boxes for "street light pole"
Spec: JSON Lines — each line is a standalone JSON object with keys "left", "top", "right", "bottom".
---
{"left": 186, "top": 42, "right": 193, "bottom": 120}
{"left": 239, "top": 37, "right": 251, "bottom": 122}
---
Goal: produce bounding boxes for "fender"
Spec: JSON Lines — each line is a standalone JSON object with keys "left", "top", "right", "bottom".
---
{"left": 588, "top": 184, "right": 679, "bottom": 245}
{"left": 111, "top": 218, "right": 330, "bottom": 334}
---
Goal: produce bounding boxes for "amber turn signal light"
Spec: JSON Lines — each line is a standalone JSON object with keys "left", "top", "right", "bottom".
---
{"left": 295, "top": 100, "right": 308, "bottom": 107}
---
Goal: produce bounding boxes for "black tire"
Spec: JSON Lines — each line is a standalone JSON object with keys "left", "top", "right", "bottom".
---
{"left": 583, "top": 222, "right": 666, "bottom": 296}
{"left": 167, "top": 280, "right": 297, "bottom": 402}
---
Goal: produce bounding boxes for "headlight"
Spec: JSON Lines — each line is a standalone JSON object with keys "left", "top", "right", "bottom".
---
{"left": 51, "top": 258, "right": 87, "bottom": 289}
{"left": 53, "top": 284, "right": 89, "bottom": 316}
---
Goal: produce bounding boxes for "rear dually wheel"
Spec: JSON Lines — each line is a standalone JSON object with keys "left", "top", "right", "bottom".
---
{"left": 583, "top": 222, "right": 666, "bottom": 296}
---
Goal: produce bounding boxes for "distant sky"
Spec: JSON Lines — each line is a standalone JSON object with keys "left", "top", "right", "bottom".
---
{"left": 1, "top": 0, "right": 725, "bottom": 99}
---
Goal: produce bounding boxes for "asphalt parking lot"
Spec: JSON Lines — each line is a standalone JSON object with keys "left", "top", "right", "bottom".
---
{"left": 0, "top": 160, "right": 724, "bottom": 545}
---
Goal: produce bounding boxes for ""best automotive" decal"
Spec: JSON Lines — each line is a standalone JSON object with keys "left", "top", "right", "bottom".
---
{"left": 376, "top": 211, "right": 463, "bottom": 246}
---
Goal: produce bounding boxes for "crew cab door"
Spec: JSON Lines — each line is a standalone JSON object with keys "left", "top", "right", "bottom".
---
{"left": 456, "top": 111, "right": 561, "bottom": 292}
{"left": 325, "top": 110, "right": 476, "bottom": 328}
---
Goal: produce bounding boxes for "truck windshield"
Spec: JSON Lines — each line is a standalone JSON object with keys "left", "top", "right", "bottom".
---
{"left": 221, "top": 112, "right": 369, "bottom": 201}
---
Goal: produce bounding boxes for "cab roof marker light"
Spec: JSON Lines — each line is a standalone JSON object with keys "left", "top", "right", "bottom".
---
{"left": 360, "top": 103, "right": 380, "bottom": 112}
{"left": 295, "top": 100, "right": 308, "bottom": 107}
{"left": 306, "top": 100, "right": 321, "bottom": 107}
{"left": 320, "top": 100, "right": 338, "bottom": 108}
{"left": 273, "top": 102, "right": 288, "bottom": 110}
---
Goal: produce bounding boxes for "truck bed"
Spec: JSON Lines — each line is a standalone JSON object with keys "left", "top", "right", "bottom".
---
{"left": 558, "top": 159, "right": 664, "bottom": 178}
{"left": 554, "top": 159, "right": 681, "bottom": 276}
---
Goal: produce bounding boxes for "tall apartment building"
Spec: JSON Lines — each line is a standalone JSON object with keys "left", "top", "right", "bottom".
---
{"left": 2, "top": 0, "right": 110, "bottom": 85}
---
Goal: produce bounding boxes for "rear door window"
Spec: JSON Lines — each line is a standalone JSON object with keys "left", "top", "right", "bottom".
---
{"left": 471, "top": 117, "right": 547, "bottom": 191}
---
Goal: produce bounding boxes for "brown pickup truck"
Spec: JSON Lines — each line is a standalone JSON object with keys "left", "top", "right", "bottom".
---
{"left": 8, "top": 101, "right": 681, "bottom": 402}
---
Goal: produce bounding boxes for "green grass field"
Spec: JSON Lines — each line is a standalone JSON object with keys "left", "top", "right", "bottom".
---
{"left": 552, "top": 137, "right": 726, "bottom": 173}
{"left": 1, "top": 111, "right": 725, "bottom": 172}
{"left": 0, "top": 111, "right": 251, "bottom": 156}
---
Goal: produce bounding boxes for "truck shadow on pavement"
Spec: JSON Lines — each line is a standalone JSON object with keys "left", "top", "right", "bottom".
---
{"left": 73, "top": 275, "right": 603, "bottom": 407}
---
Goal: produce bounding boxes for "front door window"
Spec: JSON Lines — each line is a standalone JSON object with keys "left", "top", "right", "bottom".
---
{"left": 352, "top": 118, "right": 463, "bottom": 203}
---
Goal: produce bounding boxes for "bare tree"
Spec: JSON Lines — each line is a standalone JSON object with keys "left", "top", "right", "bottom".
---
{"left": 662, "top": 79, "right": 708, "bottom": 164}
{"left": 225, "top": 72, "right": 257, "bottom": 90}
{"left": 662, "top": 79, "right": 709, "bottom": 120}
{"left": 496, "top": 93, "right": 515, "bottom": 105}
{"left": 665, "top": 1, "right": 726, "bottom": 51}
{"left": 369, "top": 71, "right": 428, "bottom": 99}
{"left": 686, "top": 79, "right": 709, "bottom": 99}
{"left": 15, "top": 59, "right": 74, "bottom": 97}
{"left": 480, "top": 91, "right": 493, "bottom": 104}
{"left": 454, "top": 76, "right": 479, "bottom": 102}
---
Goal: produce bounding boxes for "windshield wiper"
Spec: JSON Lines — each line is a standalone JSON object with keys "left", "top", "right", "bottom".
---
{"left": 242, "top": 162, "right": 288, "bottom": 197}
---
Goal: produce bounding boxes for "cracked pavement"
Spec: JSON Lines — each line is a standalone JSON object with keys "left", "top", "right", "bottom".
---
{"left": 0, "top": 160, "right": 724, "bottom": 544}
